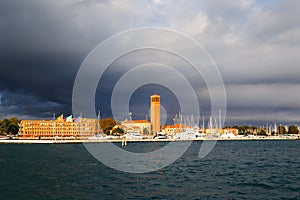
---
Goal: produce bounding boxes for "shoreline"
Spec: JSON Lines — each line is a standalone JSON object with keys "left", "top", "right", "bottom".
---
{"left": 0, "top": 137, "right": 299, "bottom": 144}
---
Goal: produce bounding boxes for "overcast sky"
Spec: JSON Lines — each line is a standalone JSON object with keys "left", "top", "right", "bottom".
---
{"left": 1, "top": 0, "right": 300, "bottom": 126}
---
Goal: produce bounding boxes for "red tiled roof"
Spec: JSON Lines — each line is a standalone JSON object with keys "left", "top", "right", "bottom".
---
{"left": 162, "top": 124, "right": 187, "bottom": 129}
{"left": 122, "top": 120, "right": 149, "bottom": 124}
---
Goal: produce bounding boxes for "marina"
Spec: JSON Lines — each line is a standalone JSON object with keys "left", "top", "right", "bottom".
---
{"left": 0, "top": 135, "right": 299, "bottom": 144}
{"left": 3, "top": 95, "right": 298, "bottom": 145}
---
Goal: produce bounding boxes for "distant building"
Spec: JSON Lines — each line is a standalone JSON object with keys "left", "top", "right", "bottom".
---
{"left": 162, "top": 124, "right": 188, "bottom": 135}
{"left": 223, "top": 128, "right": 239, "bottom": 136}
{"left": 150, "top": 94, "right": 160, "bottom": 134}
{"left": 205, "top": 128, "right": 223, "bottom": 135}
{"left": 19, "top": 115, "right": 97, "bottom": 139}
{"left": 121, "top": 119, "right": 151, "bottom": 135}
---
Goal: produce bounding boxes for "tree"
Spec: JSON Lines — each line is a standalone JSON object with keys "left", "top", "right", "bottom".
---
{"left": 0, "top": 117, "right": 20, "bottom": 135}
{"left": 10, "top": 117, "right": 19, "bottom": 126}
{"left": 7, "top": 123, "right": 19, "bottom": 135}
{"left": 238, "top": 126, "right": 246, "bottom": 135}
{"left": 0, "top": 121, "right": 3, "bottom": 135}
{"left": 111, "top": 127, "right": 124, "bottom": 136}
{"left": 288, "top": 125, "right": 299, "bottom": 135}
{"left": 257, "top": 129, "right": 267, "bottom": 136}
{"left": 99, "top": 118, "right": 117, "bottom": 135}
{"left": 277, "top": 125, "right": 287, "bottom": 135}
{"left": 143, "top": 127, "right": 150, "bottom": 134}
{"left": 0, "top": 119, "right": 10, "bottom": 135}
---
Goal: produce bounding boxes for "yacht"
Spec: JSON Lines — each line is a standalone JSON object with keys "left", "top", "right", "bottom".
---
{"left": 174, "top": 128, "right": 198, "bottom": 140}
{"left": 125, "top": 131, "right": 143, "bottom": 139}
{"left": 0, "top": 135, "right": 10, "bottom": 140}
{"left": 220, "top": 132, "right": 236, "bottom": 139}
{"left": 88, "top": 133, "right": 107, "bottom": 140}
{"left": 156, "top": 132, "right": 168, "bottom": 139}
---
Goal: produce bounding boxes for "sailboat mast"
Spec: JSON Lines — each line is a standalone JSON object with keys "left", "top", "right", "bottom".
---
{"left": 179, "top": 112, "right": 182, "bottom": 132}
{"left": 53, "top": 113, "right": 55, "bottom": 139}
{"left": 219, "top": 109, "right": 222, "bottom": 130}
{"left": 4, "top": 117, "right": 6, "bottom": 134}
{"left": 97, "top": 111, "right": 101, "bottom": 134}
{"left": 209, "top": 116, "right": 212, "bottom": 136}
{"left": 202, "top": 115, "right": 205, "bottom": 131}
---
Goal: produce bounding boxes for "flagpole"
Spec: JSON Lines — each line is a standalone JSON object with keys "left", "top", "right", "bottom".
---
{"left": 53, "top": 113, "right": 55, "bottom": 140}
{"left": 80, "top": 113, "right": 82, "bottom": 139}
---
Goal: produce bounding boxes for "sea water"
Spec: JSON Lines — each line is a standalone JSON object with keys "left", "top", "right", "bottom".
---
{"left": 0, "top": 140, "right": 299, "bottom": 199}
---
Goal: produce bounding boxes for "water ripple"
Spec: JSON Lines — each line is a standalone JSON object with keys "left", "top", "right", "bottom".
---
{"left": 0, "top": 141, "right": 299, "bottom": 199}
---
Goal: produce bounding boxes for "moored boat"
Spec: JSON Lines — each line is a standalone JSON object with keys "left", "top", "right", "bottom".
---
{"left": 0, "top": 135, "right": 10, "bottom": 140}
{"left": 125, "top": 131, "right": 143, "bottom": 139}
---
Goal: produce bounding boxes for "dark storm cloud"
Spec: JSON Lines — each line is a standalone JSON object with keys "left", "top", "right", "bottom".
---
{"left": 0, "top": 0, "right": 300, "bottom": 126}
{"left": 0, "top": 53, "right": 81, "bottom": 100}
{"left": 0, "top": 0, "right": 151, "bottom": 119}
{"left": 0, "top": 90, "right": 67, "bottom": 119}
{"left": 1, "top": 1, "right": 82, "bottom": 54}
{"left": 0, "top": 0, "right": 108, "bottom": 118}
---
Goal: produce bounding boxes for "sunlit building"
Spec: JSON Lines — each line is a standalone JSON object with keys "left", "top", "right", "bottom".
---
{"left": 150, "top": 94, "right": 160, "bottom": 134}
{"left": 223, "top": 128, "right": 239, "bottom": 136}
{"left": 19, "top": 115, "right": 97, "bottom": 139}
{"left": 205, "top": 128, "right": 223, "bottom": 135}
{"left": 162, "top": 124, "right": 188, "bottom": 135}
{"left": 121, "top": 119, "right": 151, "bottom": 135}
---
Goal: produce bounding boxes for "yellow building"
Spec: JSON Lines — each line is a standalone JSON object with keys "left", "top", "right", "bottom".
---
{"left": 121, "top": 119, "right": 151, "bottom": 135}
{"left": 19, "top": 115, "right": 97, "bottom": 139}
{"left": 205, "top": 128, "right": 223, "bottom": 135}
{"left": 150, "top": 94, "right": 160, "bottom": 134}
{"left": 223, "top": 128, "right": 239, "bottom": 136}
{"left": 162, "top": 124, "right": 188, "bottom": 135}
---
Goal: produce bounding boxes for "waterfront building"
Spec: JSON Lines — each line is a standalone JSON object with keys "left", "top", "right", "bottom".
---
{"left": 150, "top": 94, "right": 160, "bottom": 134}
{"left": 198, "top": 128, "right": 205, "bottom": 134}
{"left": 162, "top": 124, "right": 188, "bottom": 135}
{"left": 205, "top": 128, "right": 223, "bottom": 135}
{"left": 19, "top": 115, "right": 97, "bottom": 139}
{"left": 162, "top": 124, "right": 180, "bottom": 135}
{"left": 121, "top": 119, "right": 151, "bottom": 135}
{"left": 223, "top": 128, "right": 239, "bottom": 136}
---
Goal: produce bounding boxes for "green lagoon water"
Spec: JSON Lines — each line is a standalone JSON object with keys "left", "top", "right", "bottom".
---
{"left": 0, "top": 141, "right": 299, "bottom": 199}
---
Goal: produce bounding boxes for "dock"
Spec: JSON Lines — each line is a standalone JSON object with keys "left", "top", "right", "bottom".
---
{"left": 0, "top": 136, "right": 299, "bottom": 144}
